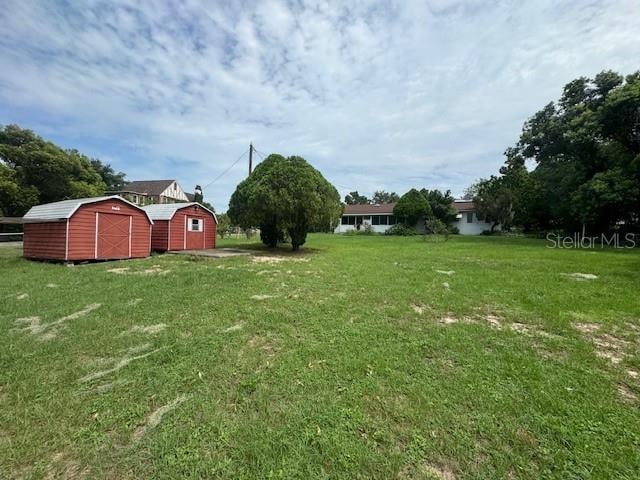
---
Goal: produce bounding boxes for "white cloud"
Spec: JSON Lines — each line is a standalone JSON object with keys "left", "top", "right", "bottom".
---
{"left": 0, "top": 0, "right": 638, "bottom": 208}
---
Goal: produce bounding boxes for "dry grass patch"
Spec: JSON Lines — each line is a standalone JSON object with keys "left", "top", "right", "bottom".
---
{"left": 252, "top": 255, "right": 310, "bottom": 264}
{"left": 561, "top": 272, "right": 599, "bottom": 281}
{"left": 14, "top": 303, "right": 101, "bottom": 341}
{"left": 133, "top": 394, "right": 188, "bottom": 441}
{"left": 125, "top": 324, "right": 167, "bottom": 335}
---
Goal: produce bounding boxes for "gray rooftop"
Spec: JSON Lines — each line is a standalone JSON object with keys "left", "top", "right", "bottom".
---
{"left": 23, "top": 196, "right": 153, "bottom": 222}
{"left": 142, "top": 202, "right": 217, "bottom": 222}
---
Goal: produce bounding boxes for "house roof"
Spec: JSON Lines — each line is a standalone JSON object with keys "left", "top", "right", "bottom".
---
{"left": 23, "top": 196, "right": 153, "bottom": 223}
{"left": 119, "top": 180, "right": 177, "bottom": 195}
{"left": 185, "top": 192, "right": 195, "bottom": 202}
{"left": 453, "top": 200, "right": 475, "bottom": 212}
{"left": 142, "top": 202, "right": 217, "bottom": 223}
{"left": 343, "top": 203, "right": 397, "bottom": 215}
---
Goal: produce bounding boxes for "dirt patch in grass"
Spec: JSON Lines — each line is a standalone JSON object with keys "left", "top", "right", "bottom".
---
{"left": 442, "top": 282, "right": 450, "bottom": 289}
{"left": 247, "top": 335, "right": 276, "bottom": 357}
{"left": 435, "top": 270, "right": 455, "bottom": 276}
{"left": 572, "top": 323, "right": 634, "bottom": 365}
{"left": 399, "top": 463, "right": 456, "bottom": 480}
{"left": 93, "top": 379, "right": 130, "bottom": 394}
{"left": 14, "top": 303, "right": 101, "bottom": 341}
{"left": 16, "top": 292, "right": 28, "bottom": 300}
{"left": 573, "top": 322, "right": 601, "bottom": 334}
{"left": 251, "top": 294, "right": 275, "bottom": 301}
{"left": 412, "top": 304, "right": 426, "bottom": 315}
{"left": 133, "top": 394, "right": 188, "bottom": 441}
{"left": 126, "top": 324, "right": 167, "bottom": 335}
{"left": 45, "top": 452, "right": 89, "bottom": 480}
{"left": 618, "top": 384, "right": 637, "bottom": 402}
{"left": 127, "top": 298, "right": 142, "bottom": 306}
{"left": 46, "top": 283, "right": 58, "bottom": 288}
{"left": 107, "top": 267, "right": 130, "bottom": 274}
{"left": 108, "top": 266, "right": 171, "bottom": 275}
{"left": 252, "top": 255, "right": 309, "bottom": 264}
{"left": 562, "top": 272, "right": 599, "bottom": 281}
{"left": 78, "top": 344, "right": 163, "bottom": 383}
{"left": 224, "top": 323, "right": 243, "bottom": 333}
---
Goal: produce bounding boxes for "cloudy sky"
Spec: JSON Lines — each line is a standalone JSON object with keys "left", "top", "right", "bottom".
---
{"left": 1, "top": 1, "right": 638, "bottom": 209}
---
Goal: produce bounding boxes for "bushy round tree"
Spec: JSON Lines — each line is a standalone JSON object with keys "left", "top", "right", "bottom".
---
{"left": 228, "top": 154, "right": 341, "bottom": 250}
{"left": 393, "top": 188, "right": 432, "bottom": 227}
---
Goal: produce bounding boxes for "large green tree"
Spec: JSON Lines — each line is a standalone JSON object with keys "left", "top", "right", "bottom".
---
{"left": 469, "top": 177, "right": 514, "bottom": 232}
{"left": 372, "top": 190, "right": 400, "bottom": 204}
{"left": 394, "top": 188, "right": 432, "bottom": 227}
{"left": 344, "top": 191, "right": 369, "bottom": 205}
{"left": 228, "top": 154, "right": 341, "bottom": 250}
{"left": 90, "top": 159, "right": 127, "bottom": 190}
{"left": 0, "top": 125, "right": 107, "bottom": 213}
{"left": 509, "top": 70, "right": 640, "bottom": 233}
{"left": 420, "top": 188, "right": 457, "bottom": 224}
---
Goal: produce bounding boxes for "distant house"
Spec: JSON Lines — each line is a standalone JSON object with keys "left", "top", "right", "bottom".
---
{"left": 334, "top": 203, "right": 399, "bottom": 234}
{"left": 334, "top": 200, "right": 496, "bottom": 235}
{"left": 109, "top": 180, "right": 192, "bottom": 206}
{"left": 450, "top": 200, "right": 497, "bottom": 235}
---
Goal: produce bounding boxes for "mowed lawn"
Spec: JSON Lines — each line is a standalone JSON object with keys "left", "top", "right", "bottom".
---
{"left": 1, "top": 235, "right": 640, "bottom": 479}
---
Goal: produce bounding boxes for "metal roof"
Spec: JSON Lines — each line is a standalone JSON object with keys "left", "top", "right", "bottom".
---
{"left": 142, "top": 202, "right": 217, "bottom": 223}
{"left": 23, "top": 196, "right": 153, "bottom": 223}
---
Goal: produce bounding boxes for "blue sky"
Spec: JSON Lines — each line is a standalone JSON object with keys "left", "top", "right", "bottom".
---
{"left": 1, "top": 1, "right": 639, "bottom": 210}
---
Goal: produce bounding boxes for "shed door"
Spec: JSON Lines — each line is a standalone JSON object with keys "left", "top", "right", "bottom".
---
{"left": 97, "top": 213, "right": 131, "bottom": 259}
{"left": 185, "top": 216, "right": 205, "bottom": 250}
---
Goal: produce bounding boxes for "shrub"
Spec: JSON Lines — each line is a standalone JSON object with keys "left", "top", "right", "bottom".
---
{"left": 424, "top": 218, "right": 449, "bottom": 235}
{"left": 385, "top": 224, "right": 418, "bottom": 236}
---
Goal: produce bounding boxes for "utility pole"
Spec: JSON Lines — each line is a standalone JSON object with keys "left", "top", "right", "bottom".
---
{"left": 248, "top": 142, "right": 253, "bottom": 176}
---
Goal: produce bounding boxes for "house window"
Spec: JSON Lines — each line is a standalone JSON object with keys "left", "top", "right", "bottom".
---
{"left": 372, "top": 215, "right": 380, "bottom": 225}
{"left": 341, "top": 216, "right": 349, "bottom": 225}
{"left": 467, "top": 212, "right": 474, "bottom": 223}
{"left": 188, "top": 218, "right": 203, "bottom": 232}
{"left": 388, "top": 216, "right": 396, "bottom": 225}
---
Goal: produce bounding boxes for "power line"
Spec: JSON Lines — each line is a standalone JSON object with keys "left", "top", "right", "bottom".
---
{"left": 201, "top": 149, "right": 247, "bottom": 190}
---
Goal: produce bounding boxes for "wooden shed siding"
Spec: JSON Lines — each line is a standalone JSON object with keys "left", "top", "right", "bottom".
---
{"left": 167, "top": 206, "right": 216, "bottom": 250}
{"left": 150, "top": 220, "right": 169, "bottom": 251}
{"left": 23, "top": 222, "right": 67, "bottom": 259}
{"left": 67, "top": 199, "right": 151, "bottom": 260}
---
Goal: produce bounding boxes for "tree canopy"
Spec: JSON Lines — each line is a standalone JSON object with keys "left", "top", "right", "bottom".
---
{"left": 372, "top": 190, "right": 400, "bottom": 204}
{"left": 468, "top": 70, "right": 640, "bottom": 234}
{"left": 393, "top": 188, "right": 432, "bottom": 227}
{"left": 228, "top": 154, "right": 341, "bottom": 250}
{"left": 344, "top": 191, "right": 369, "bottom": 205}
{"left": 0, "top": 125, "right": 120, "bottom": 216}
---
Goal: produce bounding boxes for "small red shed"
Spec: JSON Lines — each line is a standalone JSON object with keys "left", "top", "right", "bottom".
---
{"left": 23, "top": 196, "right": 153, "bottom": 261}
{"left": 142, "top": 202, "right": 217, "bottom": 251}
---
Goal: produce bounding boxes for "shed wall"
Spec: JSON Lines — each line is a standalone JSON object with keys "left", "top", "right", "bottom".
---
{"left": 23, "top": 222, "right": 67, "bottom": 259}
{"left": 168, "top": 206, "right": 216, "bottom": 250}
{"left": 150, "top": 220, "right": 169, "bottom": 251}
{"left": 67, "top": 198, "right": 151, "bottom": 260}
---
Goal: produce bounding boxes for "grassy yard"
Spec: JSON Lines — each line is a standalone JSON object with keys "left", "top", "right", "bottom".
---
{"left": 1, "top": 234, "right": 640, "bottom": 479}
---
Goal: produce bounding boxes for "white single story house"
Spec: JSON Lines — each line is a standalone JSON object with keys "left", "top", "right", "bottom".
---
{"left": 334, "top": 200, "right": 497, "bottom": 235}
{"left": 449, "top": 200, "right": 497, "bottom": 235}
{"left": 334, "top": 203, "right": 399, "bottom": 234}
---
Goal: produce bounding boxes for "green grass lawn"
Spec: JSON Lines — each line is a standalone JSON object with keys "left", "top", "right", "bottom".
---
{"left": 1, "top": 234, "right": 640, "bottom": 479}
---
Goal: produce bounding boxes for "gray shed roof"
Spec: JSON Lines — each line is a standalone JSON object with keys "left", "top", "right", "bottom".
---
{"left": 142, "top": 202, "right": 217, "bottom": 222}
{"left": 23, "top": 196, "right": 153, "bottom": 223}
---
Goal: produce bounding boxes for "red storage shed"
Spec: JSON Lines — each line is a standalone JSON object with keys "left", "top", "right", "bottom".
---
{"left": 23, "top": 196, "right": 153, "bottom": 261}
{"left": 143, "top": 203, "right": 217, "bottom": 251}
